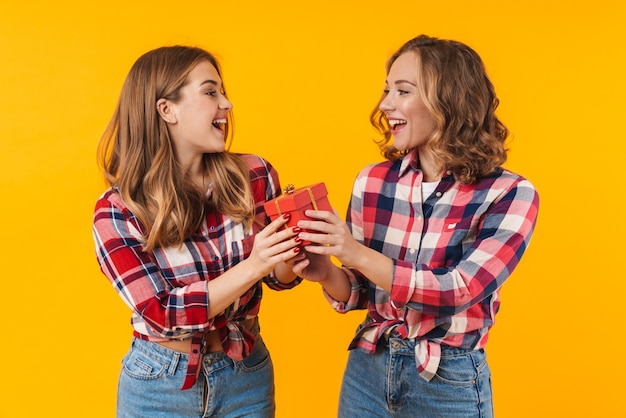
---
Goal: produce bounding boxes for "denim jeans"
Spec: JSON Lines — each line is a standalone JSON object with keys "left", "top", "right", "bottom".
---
{"left": 338, "top": 337, "right": 493, "bottom": 418}
{"left": 117, "top": 332, "right": 275, "bottom": 417}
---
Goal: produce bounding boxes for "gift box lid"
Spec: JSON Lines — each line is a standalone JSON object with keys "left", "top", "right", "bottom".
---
{"left": 264, "top": 183, "right": 330, "bottom": 215}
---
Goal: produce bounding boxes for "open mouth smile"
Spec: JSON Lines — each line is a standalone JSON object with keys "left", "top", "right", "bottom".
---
{"left": 212, "top": 118, "right": 227, "bottom": 131}
{"left": 388, "top": 118, "right": 407, "bottom": 133}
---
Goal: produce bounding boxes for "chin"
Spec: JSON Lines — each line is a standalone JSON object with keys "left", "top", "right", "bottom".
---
{"left": 205, "top": 142, "right": 226, "bottom": 153}
{"left": 393, "top": 142, "right": 410, "bottom": 152}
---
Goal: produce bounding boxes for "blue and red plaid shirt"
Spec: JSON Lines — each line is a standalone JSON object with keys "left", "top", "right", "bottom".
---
{"left": 93, "top": 154, "right": 300, "bottom": 389}
{"left": 326, "top": 149, "right": 539, "bottom": 380}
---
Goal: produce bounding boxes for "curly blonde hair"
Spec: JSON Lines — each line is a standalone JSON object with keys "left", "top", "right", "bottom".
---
{"left": 371, "top": 35, "right": 508, "bottom": 184}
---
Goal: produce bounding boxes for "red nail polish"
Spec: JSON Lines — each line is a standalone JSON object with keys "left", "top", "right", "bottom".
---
{"left": 293, "top": 247, "right": 300, "bottom": 253}
{"left": 292, "top": 227, "right": 301, "bottom": 233}
{"left": 295, "top": 236, "right": 302, "bottom": 243}
{"left": 283, "top": 213, "right": 290, "bottom": 219}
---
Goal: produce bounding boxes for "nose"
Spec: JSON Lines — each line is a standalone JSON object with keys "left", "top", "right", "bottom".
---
{"left": 219, "top": 96, "right": 233, "bottom": 111}
{"left": 379, "top": 95, "right": 393, "bottom": 112}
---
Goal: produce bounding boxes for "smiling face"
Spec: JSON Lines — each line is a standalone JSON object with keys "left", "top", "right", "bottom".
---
{"left": 158, "top": 60, "right": 232, "bottom": 169}
{"left": 379, "top": 51, "right": 436, "bottom": 152}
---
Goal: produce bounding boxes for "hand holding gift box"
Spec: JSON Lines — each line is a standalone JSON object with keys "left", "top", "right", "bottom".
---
{"left": 263, "top": 183, "right": 333, "bottom": 245}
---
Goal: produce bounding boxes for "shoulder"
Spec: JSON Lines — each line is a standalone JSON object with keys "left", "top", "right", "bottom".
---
{"left": 93, "top": 188, "right": 138, "bottom": 224}
{"left": 352, "top": 159, "right": 397, "bottom": 193}
{"left": 236, "top": 153, "right": 276, "bottom": 179}
{"left": 480, "top": 167, "right": 537, "bottom": 192}
{"left": 93, "top": 189, "right": 126, "bottom": 229}
{"left": 235, "top": 153, "right": 281, "bottom": 202}
{"left": 94, "top": 188, "right": 126, "bottom": 212}
{"left": 93, "top": 189, "right": 147, "bottom": 237}
{"left": 472, "top": 168, "right": 539, "bottom": 207}
{"left": 356, "top": 160, "right": 395, "bottom": 181}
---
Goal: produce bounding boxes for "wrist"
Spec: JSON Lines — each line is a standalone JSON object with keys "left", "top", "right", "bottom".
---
{"left": 236, "top": 259, "right": 263, "bottom": 285}
{"left": 319, "top": 265, "right": 351, "bottom": 302}
{"left": 275, "top": 262, "right": 298, "bottom": 284}
{"left": 317, "top": 264, "right": 343, "bottom": 287}
{"left": 351, "top": 245, "right": 379, "bottom": 272}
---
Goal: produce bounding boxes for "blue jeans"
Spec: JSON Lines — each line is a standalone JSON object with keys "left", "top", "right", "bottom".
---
{"left": 338, "top": 337, "right": 493, "bottom": 418}
{"left": 117, "top": 332, "right": 275, "bottom": 417}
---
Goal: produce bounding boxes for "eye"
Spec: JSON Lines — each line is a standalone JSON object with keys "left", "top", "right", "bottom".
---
{"left": 383, "top": 89, "right": 390, "bottom": 95}
{"left": 398, "top": 90, "right": 410, "bottom": 96}
{"left": 206, "top": 90, "right": 217, "bottom": 97}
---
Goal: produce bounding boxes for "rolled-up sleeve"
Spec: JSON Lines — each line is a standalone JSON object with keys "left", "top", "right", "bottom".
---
{"left": 390, "top": 179, "right": 539, "bottom": 317}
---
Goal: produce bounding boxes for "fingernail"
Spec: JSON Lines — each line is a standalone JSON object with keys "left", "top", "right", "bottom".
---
{"left": 293, "top": 247, "right": 300, "bottom": 253}
{"left": 292, "top": 227, "right": 302, "bottom": 233}
{"left": 295, "top": 236, "right": 302, "bottom": 243}
{"left": 283, "top": 213, "right": 290, "bottom": 220}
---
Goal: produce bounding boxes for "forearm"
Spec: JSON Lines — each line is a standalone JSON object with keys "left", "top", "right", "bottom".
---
{"left": 273, "top": 261, "right": 299, "bottom": 284}
{"left": 318, "top": 264, "right": 352, "bottom": 302}
{"left": 206, "top": 259, "right": 260, "bottom": 317}
{"left": 346, "top": 243, "right": 394, "bottom": 293}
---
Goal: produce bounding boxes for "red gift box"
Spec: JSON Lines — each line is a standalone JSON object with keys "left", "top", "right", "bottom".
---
{"left": 263, "top": 183, "right": 333, "bottom": 245}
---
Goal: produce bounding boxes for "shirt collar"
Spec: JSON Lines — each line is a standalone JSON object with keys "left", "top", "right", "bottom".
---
{"left": 397, "top": 149, "right": 455, "bottom": 182}
{"left": 398, "top": 149, "right": 420, "bottom": 178}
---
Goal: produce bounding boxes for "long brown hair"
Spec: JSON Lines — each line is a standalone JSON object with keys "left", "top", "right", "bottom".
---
{"left": 371, "top": 35, "right": 508, "bottom": 184}
{"left": 98, "top": 46, "right": 254, "bottom": 251}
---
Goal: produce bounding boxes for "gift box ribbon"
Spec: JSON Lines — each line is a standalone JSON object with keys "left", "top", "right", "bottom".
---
{"left": 273, "top": 184, "right": 320, "bottom": 216}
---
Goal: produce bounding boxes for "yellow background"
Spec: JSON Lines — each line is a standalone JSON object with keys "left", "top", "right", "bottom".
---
{"left": 1, "top": 0, "right": 624, "bottom": 417}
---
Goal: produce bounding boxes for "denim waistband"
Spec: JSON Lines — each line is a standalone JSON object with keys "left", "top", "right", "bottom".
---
{"left": 132, "top": 336, "right": 189, "bottom": 361}
{"left": 130, "top": 318, "right": 262, "bottom": 372}
{"left": 385, "top": 336, "right": 481, "bottom": 357}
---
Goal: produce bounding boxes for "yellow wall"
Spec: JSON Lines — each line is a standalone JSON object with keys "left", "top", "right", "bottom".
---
{"left": 1, "top": 1, "right": 624, "bottom": 417}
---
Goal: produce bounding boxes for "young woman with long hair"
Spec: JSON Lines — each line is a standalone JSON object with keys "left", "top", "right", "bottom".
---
{"left": 93, "top": 45, "right": 301, "bottom": 417}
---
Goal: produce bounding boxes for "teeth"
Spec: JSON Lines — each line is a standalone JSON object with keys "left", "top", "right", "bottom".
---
{"left": 388, "top": 119, "right": 406, "bottom": 126}
{"left": 212, "top": 118, "right": 227, "bottom": 125}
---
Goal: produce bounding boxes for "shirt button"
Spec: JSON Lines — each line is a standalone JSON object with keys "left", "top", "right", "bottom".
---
{"left": 435, "top": 192, "right": 442, "bottom": 197}
{"left": 209, "top": 226, "right": 216, "bottom": 231}
{"left": 192, "top": 349, "right": 199, "bottom": 354}
{"left": 409, "top": 249, "right": 416, "bottom": 254}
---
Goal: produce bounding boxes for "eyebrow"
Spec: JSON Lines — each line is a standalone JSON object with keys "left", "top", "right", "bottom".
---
{"left": 199, "top": 79, "right": 219, "bottom": 87}
{"left": 385, "top": 79, "right": 417, "bottom": 86}
{"left": 393, "top": 79, "right": 417, "bottom": 87}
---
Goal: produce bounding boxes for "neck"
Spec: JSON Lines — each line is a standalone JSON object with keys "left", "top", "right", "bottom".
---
{"left": 179, "top": 156, "right": 206, "bottom": 191}
{"left": 417, "top": 149, "right": 442, "bottom": 182}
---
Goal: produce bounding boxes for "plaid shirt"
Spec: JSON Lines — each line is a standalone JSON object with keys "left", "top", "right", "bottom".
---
{"left": 93, "top": 154, "right": 300, "bottom": 390}
{"left": 326, "top": 149, "right": 539, "bottom": 380}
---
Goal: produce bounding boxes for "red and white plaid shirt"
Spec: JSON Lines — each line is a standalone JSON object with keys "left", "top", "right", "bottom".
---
{"left": 93, "top": 154, "right": 300, "bottom": 389}
{"left": 326, "top": 149, "right": 539, "bottom": 380}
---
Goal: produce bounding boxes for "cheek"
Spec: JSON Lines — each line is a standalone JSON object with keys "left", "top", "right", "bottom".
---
{"left": 423, "top": 115, "right": 437, "bottom": 133}
{"left": 413, "top": 108, "right": 436, "bottom": 131}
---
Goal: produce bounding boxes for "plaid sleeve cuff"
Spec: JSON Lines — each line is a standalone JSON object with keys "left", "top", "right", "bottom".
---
{"left": 264, "top": 273, "right": 302, "bottom": 290}
{"left": 389, "top": 259, "right": 418, "bottom": 309}
{"left": 323, "top": 267, "right": 367, "bottom": 312}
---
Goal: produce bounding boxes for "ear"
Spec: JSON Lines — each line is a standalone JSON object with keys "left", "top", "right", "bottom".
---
{"left": 156, "top": 98, "right": 177, "bottom": 124}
